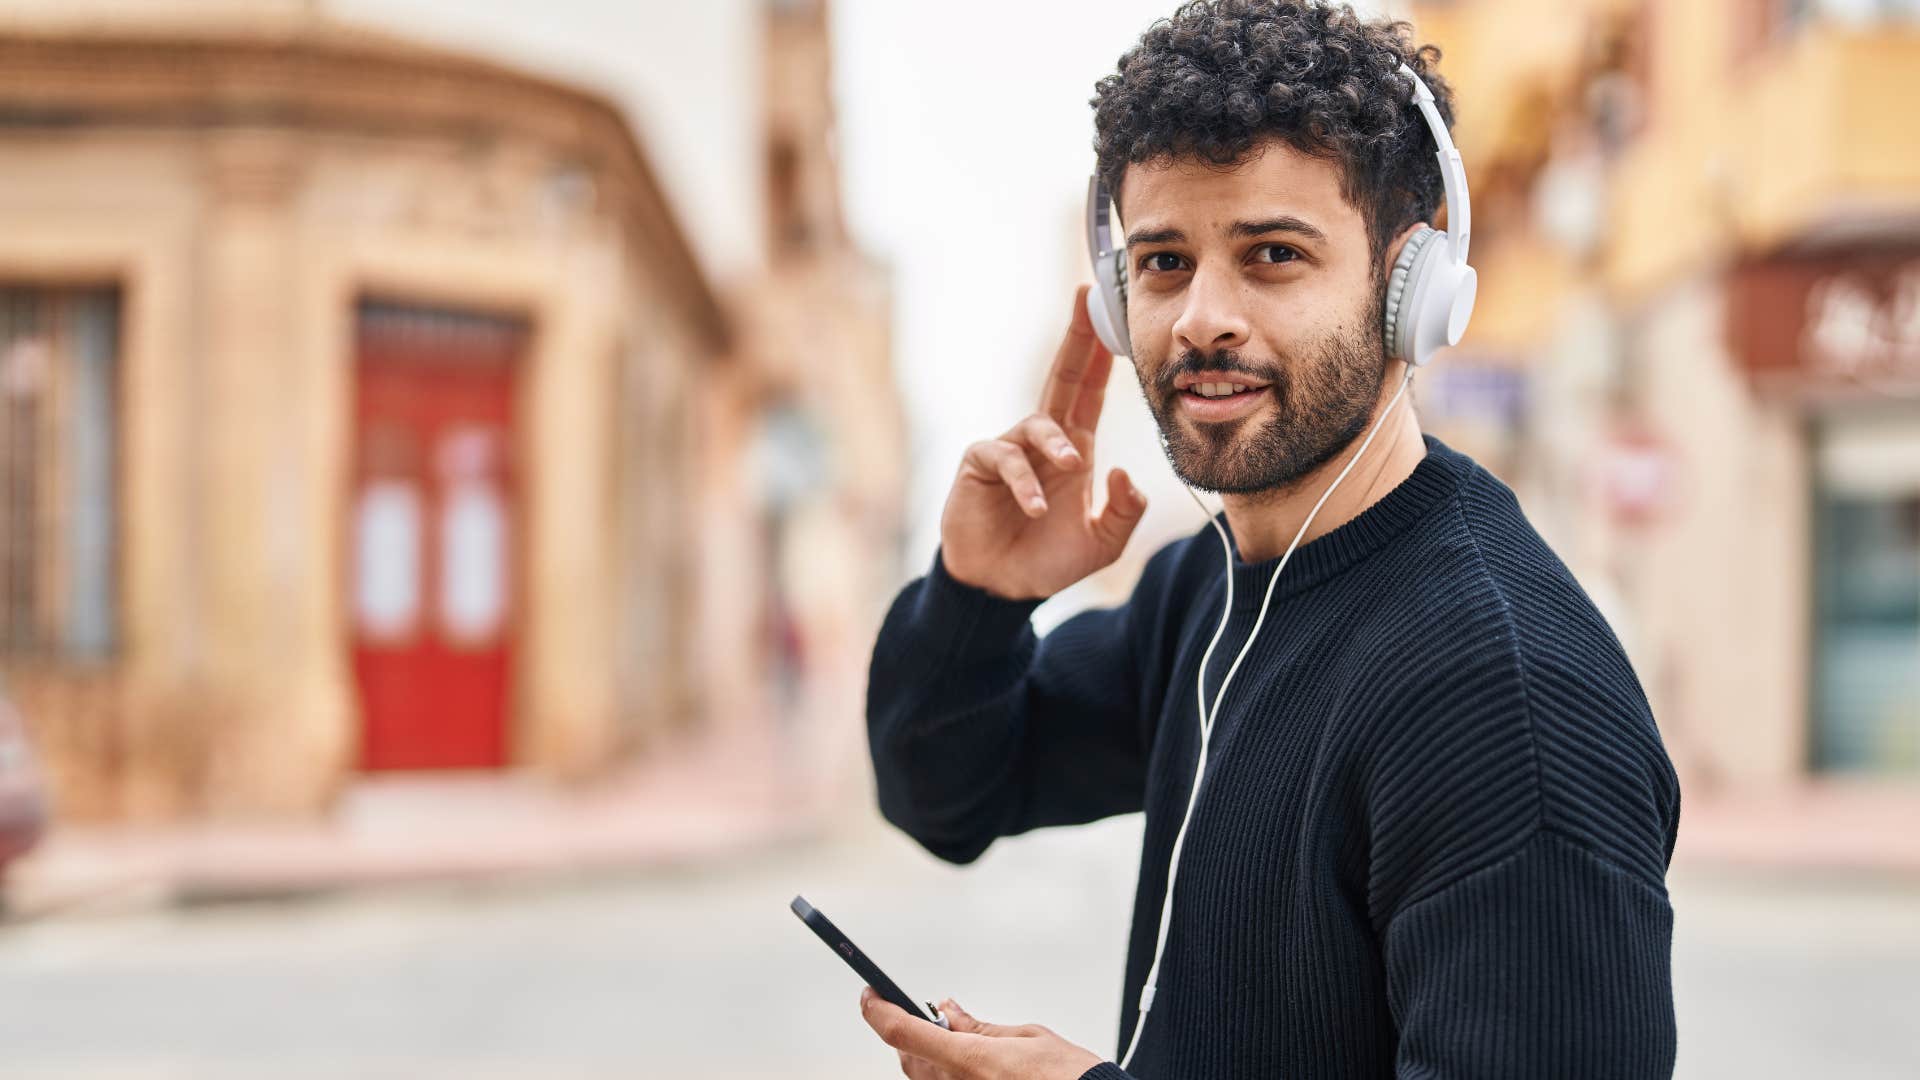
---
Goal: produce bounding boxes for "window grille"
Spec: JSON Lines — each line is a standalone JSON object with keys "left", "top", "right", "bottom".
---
{"left": 0, "top": 286, "right": 120, "bottom": 661}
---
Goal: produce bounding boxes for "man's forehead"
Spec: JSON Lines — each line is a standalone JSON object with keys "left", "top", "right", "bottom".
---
{"left": 1117, "top": 140, "right": 1360, "bottom": 239}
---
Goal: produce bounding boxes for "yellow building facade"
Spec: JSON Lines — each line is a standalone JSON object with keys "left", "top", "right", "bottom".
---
{"left": 1409, "top": 0, "right": 1920, "bottom": 802}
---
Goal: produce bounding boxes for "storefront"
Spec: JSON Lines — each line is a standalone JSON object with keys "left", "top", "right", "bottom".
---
{"left": 1732, "top": 250, "right": 1920, "bottom": 776}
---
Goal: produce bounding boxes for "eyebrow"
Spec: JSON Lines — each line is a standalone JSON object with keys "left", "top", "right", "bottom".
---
{"left": 1125, "top": 215, "right": 1330, "bottom": 247}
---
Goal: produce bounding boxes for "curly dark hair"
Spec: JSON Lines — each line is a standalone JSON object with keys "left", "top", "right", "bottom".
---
{"left": 1092, "top": 0, "right": 1455, "bottom": 268}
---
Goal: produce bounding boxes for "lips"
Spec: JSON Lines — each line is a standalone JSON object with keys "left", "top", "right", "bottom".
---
{"left": 1177, "top": 384, "right": 1271, "bottom": 423}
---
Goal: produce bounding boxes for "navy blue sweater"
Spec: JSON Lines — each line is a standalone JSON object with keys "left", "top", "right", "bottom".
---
{"left": 867, "top": 436, "right": 1681, "bottom": 1079}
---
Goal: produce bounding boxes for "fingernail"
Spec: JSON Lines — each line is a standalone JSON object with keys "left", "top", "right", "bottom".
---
{"left": 861, "top": 987, "right": 873, "bottom": 1007}
{"left": 1029, "top": 495, "right": 1048, "bottom": 512}
{"left": 1055, "top": 441, "right": 1080, "bottom": 462}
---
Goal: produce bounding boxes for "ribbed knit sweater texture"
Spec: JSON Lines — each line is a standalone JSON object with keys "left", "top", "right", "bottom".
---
{"left": 866, "top": 436, "right": 1681, "bottom": 1079}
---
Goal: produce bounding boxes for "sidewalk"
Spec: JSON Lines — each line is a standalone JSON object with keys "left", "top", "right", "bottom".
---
{"left": 2, "top": 728, "right": 833, "bottom": 918}
{"left": 1674, "top": 779, "right": 1920, "bottom": 876}
{"left": 7, "top": 754, "right": 1916, "bottom": 920}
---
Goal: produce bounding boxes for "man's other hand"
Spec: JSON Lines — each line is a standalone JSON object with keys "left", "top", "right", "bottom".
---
{"left": 859, "top": 986, "right": 1106, "bottom": 1080}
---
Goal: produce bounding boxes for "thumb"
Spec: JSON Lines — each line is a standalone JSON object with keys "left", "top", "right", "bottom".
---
{"left": 938, "top": 998, "right": 1018, "bottom": 1038}
{"left": 1092, "top": 467, "right": 1148, "bottom": 551}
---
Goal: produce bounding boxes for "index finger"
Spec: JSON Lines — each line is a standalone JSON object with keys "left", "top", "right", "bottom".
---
{"left": 861, "top": 990, "right": 975, "bottom": 1066}
{"left": 1039, "top": 285, "right": 1102, "bottom": 423}
{"left": 1066, "top": 332, "right": 1115, "bottom": 435}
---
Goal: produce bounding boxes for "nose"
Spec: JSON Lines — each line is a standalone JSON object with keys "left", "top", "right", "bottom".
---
{"left": 1170, "top": 265, "right": 1250, "bottom": 355}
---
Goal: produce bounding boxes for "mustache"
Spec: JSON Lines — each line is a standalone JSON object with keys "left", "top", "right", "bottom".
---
{"left": 1154, "top": 348, "right": 1283, "bottom": 395}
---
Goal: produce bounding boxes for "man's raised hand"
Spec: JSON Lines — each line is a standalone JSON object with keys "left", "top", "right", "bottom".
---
{"left": 938, "top": 285, "right": 1148, "bottom": 600}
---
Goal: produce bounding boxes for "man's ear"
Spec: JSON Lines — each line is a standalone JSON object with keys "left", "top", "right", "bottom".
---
{"left": 1382, "top": 221, "right": 1433, "bottom": 280}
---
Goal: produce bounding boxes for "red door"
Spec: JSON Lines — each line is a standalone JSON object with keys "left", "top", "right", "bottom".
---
{"left": 350, "top": 305, "right": 523, "bottom": 771}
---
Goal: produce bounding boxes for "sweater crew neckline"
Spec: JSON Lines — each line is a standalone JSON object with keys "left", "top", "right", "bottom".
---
{"left": 1216, "top": 434, "right": 1465, "bottom": 609}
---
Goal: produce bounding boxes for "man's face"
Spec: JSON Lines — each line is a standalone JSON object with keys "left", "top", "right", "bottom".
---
{"left": 1118, "top": 139, "right": 1392, "bottom": 497}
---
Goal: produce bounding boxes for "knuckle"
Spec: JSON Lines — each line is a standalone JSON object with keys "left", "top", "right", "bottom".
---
{"left": 1009, "top": 416, "right": 1056, "bottom": 451}
{"left": 966, "top": 443, "right": 1013, "bottom": 478}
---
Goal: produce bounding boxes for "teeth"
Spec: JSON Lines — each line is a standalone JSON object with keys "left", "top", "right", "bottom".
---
{"left": 1191, "top": 382, "right": 1261, "bottom": 398}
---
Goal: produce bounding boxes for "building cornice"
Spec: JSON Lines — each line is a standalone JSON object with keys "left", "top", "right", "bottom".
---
{"left": 0, "top": 17, "right": 731, "bottom": 347}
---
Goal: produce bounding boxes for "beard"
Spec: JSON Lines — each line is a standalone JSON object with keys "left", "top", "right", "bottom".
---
{"left": 1139, "top": 292, "right": 1390, "bottom": 498}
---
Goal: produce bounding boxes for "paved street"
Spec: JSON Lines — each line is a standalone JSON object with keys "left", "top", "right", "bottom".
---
{"left": 0, "top": 814, "right": 1916, "bottom": 1079}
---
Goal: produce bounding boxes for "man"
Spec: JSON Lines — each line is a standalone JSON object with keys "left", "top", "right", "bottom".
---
{"left": 859, "top": 2, "right": 1681, "bottom": 1077}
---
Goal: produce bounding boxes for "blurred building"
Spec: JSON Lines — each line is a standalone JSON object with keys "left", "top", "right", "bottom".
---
{"left": 702, "top": 0, "right": 906, "bottom": 809}
{"left": 0, "top": 0, "right": 901, "bottom": 821}
{"left": 1408, "top": 0, "right": 1920, "bottom": 808}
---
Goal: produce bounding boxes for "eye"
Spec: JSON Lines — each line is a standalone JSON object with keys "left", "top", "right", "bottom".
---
{"left": 1252, "top": 244, "right": 1299, "bottom": 265}
{"left": 1137, "top": 252, "right": 1185, "bottom": 274}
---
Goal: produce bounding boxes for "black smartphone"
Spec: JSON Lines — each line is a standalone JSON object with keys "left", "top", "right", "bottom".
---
{"left": 790, "top": 894, "right": 948, "bottom": 1028}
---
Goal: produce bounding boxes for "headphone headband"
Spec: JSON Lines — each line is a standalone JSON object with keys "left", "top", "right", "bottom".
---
{"left": 1396, "top": 63, "right": 1470, "bottom": 266}
{"left": 1085, "top": 57, "right": 1474, "bottom": 366}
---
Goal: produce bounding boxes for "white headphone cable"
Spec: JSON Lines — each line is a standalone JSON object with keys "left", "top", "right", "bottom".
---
{"left": 1118, "top": 362, "right": 1416, "bottom": 1072}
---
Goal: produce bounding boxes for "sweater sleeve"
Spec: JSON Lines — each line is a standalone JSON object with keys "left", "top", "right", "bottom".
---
{"left": 1382, "top": 829, "right": 1677, "bottom": 1079}
{"left": 865, "top": 547, "right": 1157, "bottom": 865}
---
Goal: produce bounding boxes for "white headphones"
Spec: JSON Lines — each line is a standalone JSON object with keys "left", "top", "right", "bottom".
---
{"left": 1099, "top": 61, "right": 1476, "bottom": 1074}
{"left": 1084, "top": 62, "right": 1475, "bottom": 369}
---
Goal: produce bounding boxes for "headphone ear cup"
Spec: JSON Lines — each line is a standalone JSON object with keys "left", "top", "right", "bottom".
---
{"left": 1084, "top": 175, "right": 1132, "bottom": 358}
{"left": 1382, "top": 226, "right": 1435, "bottom": 365}
{"left": 1089, "top": 249, "right": 1132, "bottom": 357}
{"left": 1408, "top": 233, "right": 1470, "bottom": 367}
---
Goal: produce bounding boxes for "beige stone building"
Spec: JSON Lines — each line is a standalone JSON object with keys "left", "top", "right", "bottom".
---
{"left": 0, "top": 2, "right": 902, "bottom": 821}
